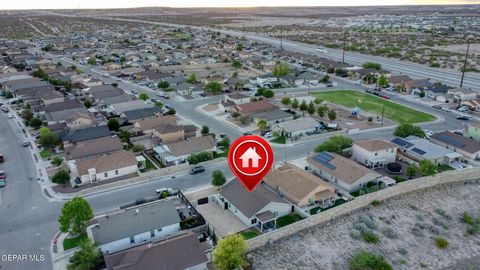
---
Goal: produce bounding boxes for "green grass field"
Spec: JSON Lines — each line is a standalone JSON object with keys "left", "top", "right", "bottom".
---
{"left": 63, "top": 232, "right": 87, "bottom": 251}
{"left": 313, "top": 90, "right": 436, "bottom": 124}
{"left": 239, "top": 229, "right": 260, "bottom": 240}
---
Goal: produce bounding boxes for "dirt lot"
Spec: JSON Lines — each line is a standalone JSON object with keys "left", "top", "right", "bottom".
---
{"left": 156, "top": 63, "right": 263, "bottom": 82}
{"left": 249, "top": 181, "right": 480, "bottom": 270}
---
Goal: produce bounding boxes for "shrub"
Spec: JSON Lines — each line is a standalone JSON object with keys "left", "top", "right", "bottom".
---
{"left": 463, "top": 212, "right": 474, "bottom": 225}
{"left": 371, "top": 200, "right": 382, "bottom": 207}
{"left": 360, "top": 215, "right": 377, "bottom": 230}
{"left": 382, "top": 227, "right": 397, "bottom": 239}
{"left": 50, "top": 156, "right": 63, "bottom": 166}
{"left": 362, "top": 231, "right": 380, "bottom": 244}
{"left": 435, "top": 237, "right": 448, "bottom": 249}
{"left": 350, "top": 230, "right": 362, "bottom": 240}
{"left": 51, "top": 170, "right": 70, "bottom": 184}
{"left": 349, "top": 250, "right": 392, "bottom": 270}
{"left": 131, "top": 145, "right": 145, "bottom": 153}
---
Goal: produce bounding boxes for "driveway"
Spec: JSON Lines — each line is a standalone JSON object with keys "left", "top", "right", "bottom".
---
{"left": 196, "top": 201, "right": 247, "bottom": 238}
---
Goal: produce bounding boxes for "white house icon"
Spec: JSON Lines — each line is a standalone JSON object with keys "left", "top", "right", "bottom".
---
{"left": 239, "top": 147, "right": 262, "bottom": 168}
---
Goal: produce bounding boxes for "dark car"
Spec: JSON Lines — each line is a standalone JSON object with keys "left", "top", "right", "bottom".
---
{"left": 432, "top": 105, "right": 442, "bottom": 109}
{"left": 190, "top": 166, "right": 205, "bottom": 175}
{"left": 0, "top": 171, "right": 5, "bottom": 179}
{"left": 0, "top": 154, "right": 4, "bottom": 163}
{"left": 135, "top": 198, "right": 147, "bottom": 205}
{"left": 456, "top": 115, "right": 469, "bottom": 121}
{"left": 243, "top": 131, "right": 253, "bottom": 136}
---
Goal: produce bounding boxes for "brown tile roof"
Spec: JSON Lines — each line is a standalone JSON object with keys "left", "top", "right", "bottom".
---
{"left": 235, "top": 100, "right": 277, "bottom": 114}
{"left": 264, "top": 163, "right": 335, "bottom": 205}
{"left": 307, "top": 152, "right": 381, "bottom": 185}
{"left": 66, "top": 136, "right": 123, "bottom": 160}
{"left": 153, "top": 124, "right": 184, "bottom": 134}
{"left": 166, "top": 135, "right": 216, "bottom": 157}
{"left": 76, "top": 151, "right": 137, "bottom": 175}
{"left": 104, "top": 231, "right": 208, "bottom": 270}
{"left": 133, "top": 116, "right": 178, "bottom": 131}
{"left": 354, "top": 139, "right": 397, "bottom": 152}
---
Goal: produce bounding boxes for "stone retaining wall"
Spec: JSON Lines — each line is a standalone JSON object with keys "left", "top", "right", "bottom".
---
{"left": 247, "top": 167, "right": 480, "bottom": 250}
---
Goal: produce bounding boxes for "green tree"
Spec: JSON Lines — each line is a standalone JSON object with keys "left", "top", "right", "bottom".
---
{"left": 21, "top": 109, "right": 33, "bottom": 122}
{"left": 262, "top": 89, "right": 274, "bottom": 98}
{"left": 235, "top": 44, "right": 244, "bottom": 51}
{"left": 272, "top": 63, "right": 290, "bottom": 80}
{"left": 131, "top": 144, "right": 145, "bottom": 152}
{"left": 65, "top": 81, "right": 72, "bottom": 91}
{"left": 138, "top": 93, "right": 149, "bottom": 101}
{"left": 327, "top": 109, "right": 337, "bottom": 122}
{"left": 186, "top": 73, "right": 197, "bottom": 84}
{"left": 205, "top": 81, "right": 222, "bottom": 94}
{"left": 362, "top": 62, "right": 382, "bottom": 70}
{"left": 29, "top": 117, "right": 43, "bottom": 129}
{"left": 83, "top": 99, "right": 92, "bottom": 108}
{"left": 349, "top": 250, "right": 392, "bottom": 270}
{"left": 307, "top": 101, "right": 315, "bottom": 115}
{"left": 51, "top": 156, "right": 63, "bottom": 166}
{"left": 51, "top": 170, "right": 70, "bottom": 184}
{"left": 314, "top": 97, "right": 323, "bottom": 105}
{"left": 59, "top": 197, "right": 94, "bottom": 234}
{"left": 118, "top": 129, "right": 132, "bottom": 143}
{"left": 299, "top": 100, "right": 308, "bottom": 111}
{"left": 314, "top": 135, "right": 353, "bottom": 154}
{"left": 87, "top": 58, "right": 96, "bottom": 65}
{"left": 419, "top": 160, "right": 437, "bottom": 176}
{"left": 211, "top": 170, "right": 227, "bottom": 189}
{"left": 281, "top": 97, "right": 291, "bottom": 105}
{"left": 40, "top": 129, "right": 59, "bottom": 149}
{"left": 407, "top": 165, "right": 417, "bottom": 179}
{"left": 218, "top": 137, "right": 230, "bottom": 149}
{"left": 257, "top": 119, "right": 268, "bottom": 131}
{"left": 201, "top": 125, "right": 210, "bottom": 135}
{"left": 67, "top": 241, "right": 102, "bottom": 270}
{"left": 107, "top": 118, "right": 120, "bottom": 132}
{"left": 166, "top": 108, "right": 176, "bottom": 115}
{"left": 32, "top": 68, "right": 48, "bottom": 79}
{"left": 154, "top": 101, "right": 163, "bottom": 108}
{"left": 158, "top": 80, "right": 170, "bottom": 89}
{"left": 232, "top": 60, "right": 242, "bottom": 69}
{"left": 213, "top": 234, "right": 248, "bottom": 270}
{"left": 377, "top": 74, "right": 388, "bottom": 88}
{"left": 326, "top": 66, "right": 335, "bottom": 74}
{"left": 317, "top": 105, "right": 328, "bottom": 118}
{"left": 321, "top": 75, "right": 330, "bottom": 83}
{"left": 291, "top": 98, "right": 299, "bottom": 108}
{"left": 393, "top": 122, "right": 425, "bottom": 138}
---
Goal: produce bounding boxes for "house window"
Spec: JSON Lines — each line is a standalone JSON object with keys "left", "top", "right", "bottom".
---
{"left": 104, "top": 172, "right": 108, "bottom": 177}
{"left": 150, "top": 231, "right": 155, "bottom": 237}
{"left": 273, "top": 211, "right": 278, "bottom": 216}
{"left": 115, "top": 170, "right": 119, "bottom": 175}
{"left": 251, "top": 218, "right": 257, "bottom": 225}
{"left": 130, "top": 236, "right": 134, "bottom": 243}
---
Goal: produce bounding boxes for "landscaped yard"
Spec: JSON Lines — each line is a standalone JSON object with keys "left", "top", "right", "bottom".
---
{"left": 270, "top": 135, "right": 286, "bottom": 144}
{"left": 438, "top": 164, "right": 454, "bottom": 172}
{"left": 277, "top": 213, "right": 304, "bottom": 228}
{"left": 63, "top": 232, "right": 87, "bottom": 251}
{"left": 39, "top": 149, "right": 51, "bottom": 159}
{"left": 309, "top": 199, "right": 348, "bottom": 215}
{"left": 239, "top": 228, "right": 261, "bottom": 240}
{"left": 313, "top": 90, "right": 436, "bottom": 124}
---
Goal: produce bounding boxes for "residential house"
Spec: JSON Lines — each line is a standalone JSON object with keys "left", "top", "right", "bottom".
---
{"left": 388, "top": 75, "right": 412, "bottom": 90}
{"left": 352, "top": 139, "right": 397, "bottom": 168}
{"left": 152, "top": 124, "right": 185, "bottom": 144}
{"left": 447, "top": 88, "right": 478, "bottom": 103}
{"left": 104, "top": 231, "right": 210, "bottom": 270}
{"left": 65, "top": 136, "right": 123, "bottom": 160}
{"left": 217, "top": 179, "right": 293, "bottom": 232}
{"left": 153, "top": 135, "right": 216, "bottom": 165}
{"left": 272, "top": 117, "right": 320, "bottom": 138}
{"left": 252, "top": 110, "right": 294, "bottom": 125}
{"left": 110, "top": 100, "right": 152, "bottom": 115}
{"left": 175, "top": 82, "right": 202, "bottom": 96}
{"left": 307, "top": 152, "right": 383, "bottom": 193}
{"left": 233, "top": 100, "right": 278, "bottom": 116}
{"left": 297, "top": 72, "right": 320, "bottom": 86}
{"left": 467, "top": 123, "right": 480, "bottom": 141}
{"left": 461, "top": 99, "right": 480, "bottom": 111}
{"left": 425, "top": 84, "right": 450, "bottom": 100}
{"left": 391, "top": 137, "right": 462, "bottom": 165}
{"left": 122, "top": 107, "right": 163, "bottom": 123}
{"left": 69, "top": 151, "right": 138, "bottom": 185}
{"left": 225, "top": 93, "right": 250, "bottom": 105}
{"left": 87, "top": 199, "right": 181, "bottom": 254}
{"left": 431, "top": 131, "right": 480, "bottom": 161}
{"left": 65, "top": 112, "right": 95, "bottom": 130}
{"left": 61, "top": 125, "right": 112, "bottom": 147}
{"left": 87, "top": 85, "right": 124, "bottom": 101}
{"left": 406, "top": 79, "right": 432, "bottom": 93}
{"left": 264, "top": 163, "right": 336, "bottom": 209}
{"left": 132, "top": 115, "right": 179, "bottom": 135}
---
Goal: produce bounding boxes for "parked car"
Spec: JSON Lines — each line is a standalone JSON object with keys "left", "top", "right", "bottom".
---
{"left": 432, "top": 105, "right": 442, "bottom": 109}
{"left": 0, "top": 171, "right": 5, "bottom": 179}
{"left": 243, "top": 131, "right": 253, "bottom": 136}
{"left": 0, "top": 154, "right": 4, "bottom": 163}
{"left": 103, "top": 73, "right": 109, "bottom": 77}
{"left": 424, "top": 129, "right": 433, "bottom": 138}
{"left": 0, "top": 179, "right": 5, "bottom": 188}
{"left": 190, "top": 166, "right": 205, "bottom": 175}
{"left": 219, "top": 133, "right": 227, "bottom": 138}
{"left": 131, "top": 89, "right": 138, "bottom": 95}
{"left": 456, "top": 114, "right": 469, "bottom": 120}
{"left": 449, "top": 162, "right": 473, "bottom": 170}
{"left": 7, "top": 113, "right": 13, "bottom": 119}
{"left": 134, "top": 198, "right": 147, "bottom": 205}
{"left": 458, "top": 106, "right": 469, "bottom": 112}
{"left": 21, "top": 140, "right": 29, "bottom": 147}
{"left": 441, "top": 107, "right": 451, "bottom": 112}
{"left": 452, "top": 129, "right": 464, "bottom": 136}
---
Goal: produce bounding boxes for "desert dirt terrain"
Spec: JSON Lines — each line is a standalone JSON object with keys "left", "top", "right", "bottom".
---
{"left": 249, "top": 181, "right": 480, "bottom": 270}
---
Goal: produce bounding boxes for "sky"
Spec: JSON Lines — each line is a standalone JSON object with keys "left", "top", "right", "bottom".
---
{"left": 1, "top": 0, "right": 479, "bottom": 9}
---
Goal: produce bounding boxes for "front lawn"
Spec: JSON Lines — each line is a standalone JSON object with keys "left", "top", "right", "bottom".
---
{"left": 270, "top": 135, "right": 286, "bottom": 144}
{"left": 39, "top": 149, "right": 51, "bottom": 159}
{"left": 437, "top": 164, "right": 454, "bottom": 172}
{"left": 140, "top": 159, "right": 157, "bottom": 173}
{"left": 63, "top": 232, "right": 88, "bottom": 251}
{"left": 239, "top": 229, "right": 260, "bottom": 240}
{"left": 313, "top": 90, "right": 436, "bottom": 124}
{"left": 277, "top": 213, "right": 304, "bottom": 228}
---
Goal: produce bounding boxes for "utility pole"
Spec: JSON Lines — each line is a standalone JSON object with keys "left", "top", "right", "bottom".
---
{"left": 460, "top": 41, "right": 470, "bottom": 88}
{"left": 280, "top": 26, "right": 284, "bottom": 50}
{"left": 342, "top": 32, "right": 347, "bottom": 64}
{"left": 381, "top": 104, "right": 385, "bottom": 127}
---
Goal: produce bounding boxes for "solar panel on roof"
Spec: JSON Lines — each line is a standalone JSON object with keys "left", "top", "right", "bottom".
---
{"left": 391, "top": 138, "right": 413, "bottom": 148}
{"left": 411, "top": 147, "right": 426, "bottom": 155}
{"left": 436, "top": 134, "right": 465, "bottom": 148}
{"left": 313, "top": 152, "right": 336, "bottom": 170}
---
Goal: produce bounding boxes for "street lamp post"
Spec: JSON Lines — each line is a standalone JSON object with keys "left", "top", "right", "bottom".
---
{"left": 460, "top": 41, "right": 470, "bottom": 88}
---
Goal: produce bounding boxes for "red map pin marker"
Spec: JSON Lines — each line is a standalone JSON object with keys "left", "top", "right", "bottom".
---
{"left": 228, "top": 135, "right": 274, "bottom": 192}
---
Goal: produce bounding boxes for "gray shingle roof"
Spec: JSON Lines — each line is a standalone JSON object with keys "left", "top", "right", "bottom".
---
{"left": 124, "top": 107, "right": 162, "bottom": 121}
{"left": 91, "top": 200, "right": 180, "bottom": 245}
{"left": 61, "top": 125, "right": 112, "bottom": 143}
